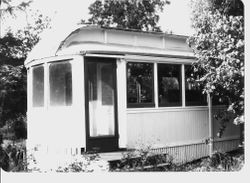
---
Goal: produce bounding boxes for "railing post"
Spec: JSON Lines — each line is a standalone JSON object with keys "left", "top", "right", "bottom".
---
{"left": 208, "top": 93, "right": 213, "bottom": 157}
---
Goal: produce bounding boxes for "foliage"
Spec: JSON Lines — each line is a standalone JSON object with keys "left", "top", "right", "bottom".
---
{"left": 159, "top": 149, "right": 244, "bottom": 172}
{"left": 189, "top": 150, "right": 244, "bottom": 171}
{"left": 0, "top": 0, "right": 51, "bottom": 171}
{"left": 12, "top": 115, "right": 27, "bottom": 139}
{"left": 214, "top": 110, "right": 235, "bottom": 138}
{"left": 0, "top": 140, "right": 27, "bottom": 171}
{"left": 14, "top": 12, "right": 51, "bottom": 58}
{"left": 53, "top": 153, "right": 110, "bottom": 173}
{"left": 1, "top": 14, "right": 51, "bottom": 61}
{"left": 82, "top": 0, "right": 169, "bottom": 32}
{"left": 0, "top": 0, "right": 32, "bottom": 16}
{"left": 209, "top": 0, "right": 243, "bottom": 16}
{"left": 0, "top": 4, "right": 50, "bottom": 128}
{"left": 2, "top": 115, "right": 27, "bottom": 140}
{"left": 187, "top": 0, "right": 244, "bottom": 125}
{"left": 0, "top": 0, "right": 33, "bottom": 37}
{"left": 110, "top": 146, "right": 174, "bottom": 171}
{"left": 0, "top": 65, "right": 27, "bottom": 127}
{"left": 111, "top": 148, "right": 244, "bottom": 172}
{"left": 0, "top": 32, "right": 25, "bottom": 65}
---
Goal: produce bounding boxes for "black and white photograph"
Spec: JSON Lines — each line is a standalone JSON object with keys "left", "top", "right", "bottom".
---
{"left": 0, "top": 0, "right": 245, "bottom": 176}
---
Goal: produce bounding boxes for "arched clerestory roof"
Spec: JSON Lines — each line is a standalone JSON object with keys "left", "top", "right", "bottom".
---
{"left": 25, "top": 25, "right": 194, "bottom": 65}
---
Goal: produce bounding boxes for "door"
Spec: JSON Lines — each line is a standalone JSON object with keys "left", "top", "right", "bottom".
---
{"left": 85, "top": 57, "right": 119, "bottom": 152}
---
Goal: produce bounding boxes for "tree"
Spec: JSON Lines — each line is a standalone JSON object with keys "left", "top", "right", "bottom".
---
{"left": 81, "top": 0, "right": 170, "bottom": 32}
{"left": 0, "top": 4, "right": 50, "bottom": 129}
{"left": 0, "top": 64, "right": 26, "bottom": 126}
{"left": 187, "top": 0, "right": 244, "bottom": 131}
{"left": 209, "top": 0, "right": 243, "bottom": 16}
{"left": 0, "top": 0, "right": 32, "bottom": 37}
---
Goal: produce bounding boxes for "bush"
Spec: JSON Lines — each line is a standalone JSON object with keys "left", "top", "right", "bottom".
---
{"left": 56, "top": 153, "right": 109, "bottom": 172}
{"left": 12, "top": 115, "right": 27, "bottom": 140}
{"left": 207, "top": 151, "right": 244, "bottom": 171}
{"left": 110, "top": 146, "right": 174, "bottom": 171}
{"left": 182, "top": 150, "right": 244, "bottom": 172}
{"left": 1, "top": 115, "right": 27, "bottom": 140}
{"left": 0, "top": 65, "right": 27, "bottom": 128}
{"left": 110, "top": 147, "right": 244, "bottom": 172}
{"left": 0, "top": 140, "right": 27, "bottom": 172}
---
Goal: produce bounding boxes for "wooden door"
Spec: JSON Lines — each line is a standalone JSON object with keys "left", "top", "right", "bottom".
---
{"left": 85, "top": 57, "right": 118, "bottom": 152}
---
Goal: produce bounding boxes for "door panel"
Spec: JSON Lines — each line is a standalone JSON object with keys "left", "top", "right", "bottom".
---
{"left": 85, "top": 57, "right": 118, "bottom": 152}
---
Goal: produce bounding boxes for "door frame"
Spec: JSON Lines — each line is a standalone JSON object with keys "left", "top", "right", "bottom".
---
{"left": 84, "top": 57, "right": 119, "bottom": 152}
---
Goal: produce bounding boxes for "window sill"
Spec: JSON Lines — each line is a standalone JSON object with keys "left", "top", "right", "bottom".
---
{"left": 127, "top": 103, "right": 155, "bottom": 108}
{"left": 127, "top": 106, "right": 209, "bottom": 113}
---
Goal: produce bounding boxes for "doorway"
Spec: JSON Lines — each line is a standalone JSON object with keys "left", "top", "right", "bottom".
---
{"left": 85, "top": 57, "right": 119, "bottom": 152}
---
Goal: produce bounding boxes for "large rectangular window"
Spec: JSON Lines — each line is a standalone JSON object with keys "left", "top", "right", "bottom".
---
{"left": 158, "top": 64, "right": 182, "bottom": 107}
{"left": 185, "top": 65, "right": 207, "bottom": 106}
{"left": 32, "top": 65, "right": 44, "bottom": 107}
{"left": 127, "top": 62, "right": 154, "bottom": 107}
{"left": 49, "top": 61, "right": 72, "bottom": 106}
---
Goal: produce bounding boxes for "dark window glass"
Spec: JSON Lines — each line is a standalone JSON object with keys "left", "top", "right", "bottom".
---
{"left": 49, "top": 61, "right": 72, "bottom": 106}
{"left": 185, "top": 65, "right": 207, "bottom": 106}
{"left": 158, "top": 64, "right": 182, "bottom": 107}
{"left": 127, "top": 62, "right": 154, "bottom": 107}
{"left": 32, "top": 65, "right": 44, "bottom": 107}
{"left": 101, "top": 64, "right": 114, "bottom": 105}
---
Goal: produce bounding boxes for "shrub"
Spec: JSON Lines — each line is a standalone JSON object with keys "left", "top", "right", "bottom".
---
{"left": 56, "top": 153, "right": 109, "bottom": 172}
{"left": 208, "top": 151, "right": 244, "bottom": 171}
{"left": 187, "top": 150, "right": 244, "bottom": 172}
{"left": 110, "top": 146, "right": 174, "bottom": 171}
{"left": 0, "top": 65, "right": 27, "bottom": 128}
{"left": 12, "top": 115, "right": 27, "bottom": 140}
{"left": 0, "top": 140, "right": 27, "bottom": 172}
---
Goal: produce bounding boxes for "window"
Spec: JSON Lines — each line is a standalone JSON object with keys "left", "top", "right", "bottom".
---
{"left": 158, "top": 64, "right": 182, "bottom": 107}
{"left": 185, "top": 65, "right": 207, "bottom": 106}
{"left": 49, "top": 61, "right": 72, "bottom": 106}
{"left": 32, "top": 65, "right": 44, "bottom": 107}
{"left": 127, "top": 62, "right": 154, "bottom": 107}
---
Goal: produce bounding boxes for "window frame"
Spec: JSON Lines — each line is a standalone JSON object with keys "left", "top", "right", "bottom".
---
{"left": 125, "top": 58, "right": 209, "bottom": 110}
{"left": 126, "top": 61, "right": 155, "bottom": 108}
{"left": 157, "top": 63, "right": 183, "bottom": 107}
{"left": 48, "top": 60, "right": 73, "bottom": 107}
{"left": 31, "top": 64, "right": 45, "bottom": 108}
{"left": 184, "top": 64, "right": 207, "bottom": 107}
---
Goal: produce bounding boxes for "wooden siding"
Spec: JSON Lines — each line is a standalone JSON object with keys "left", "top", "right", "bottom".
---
{"left": 126, "top": 106, "right": 241, "bottom": 163}
{"left": 126, "top": 107, "right": 209, "bottom": 148}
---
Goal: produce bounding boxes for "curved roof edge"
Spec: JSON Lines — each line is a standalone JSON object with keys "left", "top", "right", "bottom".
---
{"left": 25, "top": 25, "right": 194, "bottom": 65}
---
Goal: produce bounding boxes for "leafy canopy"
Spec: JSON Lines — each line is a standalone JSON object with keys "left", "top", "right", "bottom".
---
{"left": 0, "top": 1, "right": 50, "bottom": 129}
{"left": 188, "top": 0, "right": 244, "bottom": 124}
{"left": 82, "top": 0, "right": 169, "bottom": 32}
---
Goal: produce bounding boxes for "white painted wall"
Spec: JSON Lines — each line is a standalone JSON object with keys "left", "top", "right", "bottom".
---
{"left": 126, "top": 107, "right": 209, "bottom": 148}
{"left": 126, "top": 106, "right": 241, "bottom": 149}
{"left": 27, "top": 55, "right": 86, "bottom": 150}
